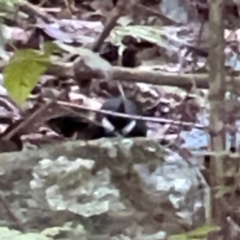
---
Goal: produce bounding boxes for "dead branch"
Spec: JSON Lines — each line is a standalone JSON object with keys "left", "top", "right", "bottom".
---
{"left": 69, "top": 62, "right": 240, "bottom": 93}
{"left": 91, "top": 0, "right": 128, "bottom": 52}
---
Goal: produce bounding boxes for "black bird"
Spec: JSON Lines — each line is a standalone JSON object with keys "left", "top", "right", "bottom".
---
{"left": 47, "top": 96, "right": 147, "bottom": 139}
{"left": 93, "top": 96, "right": 147, "bottom": 138}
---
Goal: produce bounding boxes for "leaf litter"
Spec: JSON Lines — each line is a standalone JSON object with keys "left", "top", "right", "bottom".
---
{"left": 0, "top": 0, "right": 236, "bottom": 153}
{"left": 1, "top": 0, "right": 240, "bottom": 238}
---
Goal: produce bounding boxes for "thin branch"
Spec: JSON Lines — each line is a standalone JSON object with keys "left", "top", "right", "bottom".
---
{"left": 54, "top": 99, "right": 205, "bottom": 129}
{"left": 207, "top": 0, "right": 226, "bottom": 238}
{"left": 0, "top": 193, "right": 25, "bottom": 232}
{"left": 91, "top": 0, "right": 128, "bottom": 52}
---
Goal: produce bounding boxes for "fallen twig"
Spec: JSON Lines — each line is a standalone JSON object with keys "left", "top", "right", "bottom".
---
{"left": 48, "top": 64, "right": 240, "bottom": 94}
{"left": 0, "top": 193, "right": 25, "bottom": 232}
{"left": 54, "top": 99, "right": 206, "bottom": 129}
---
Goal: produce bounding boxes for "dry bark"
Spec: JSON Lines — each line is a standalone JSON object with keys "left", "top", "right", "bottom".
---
{"left": 208, "top": 0, "right": 229, "bottom": 239}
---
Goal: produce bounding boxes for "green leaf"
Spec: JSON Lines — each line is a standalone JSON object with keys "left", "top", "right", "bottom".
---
{"left": 4, "top": 49, "right": 50, "bottom": 104}
{"left": 43, "top": 41, "right": 62, "bottom": 56}
{"left": 169, "top": 224, "right": 220, "bottom": 240}
{"left": 0, "top": 0, "right": 22, "bottom": 15}
{"left": 168, "top": 233, "right": 187, "bottom": 240}
{"left": 187, "top": 224, "right": 220, "bottom": 238}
